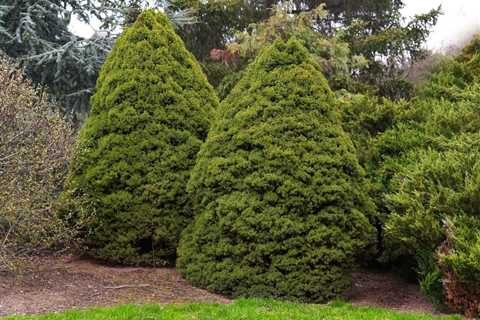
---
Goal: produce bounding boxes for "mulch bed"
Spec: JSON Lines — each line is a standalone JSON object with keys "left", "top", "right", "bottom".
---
{"left": 0, "top": 256, "right": 229, "bottom": 316}
{"left": 0, "top": 256, "right": 445, "bottom": 316}
{"left": 347, "top": 271, "right": 442, "bottom": 314}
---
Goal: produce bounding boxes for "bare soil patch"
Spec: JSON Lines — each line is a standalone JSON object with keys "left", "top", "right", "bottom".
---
{"left": 0, "top": 256, "right": 443, "bottom": 316}
{"left": 0, "top": 256, "right": 229, "bottom": 316}
{"left": 346, "top": 271, "right": 442, "bottom": 314}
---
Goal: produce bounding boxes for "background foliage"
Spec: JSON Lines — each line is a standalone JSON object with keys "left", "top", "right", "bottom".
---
{"left": 0, "top": 0, "right": 440, "bottom": 122}
{"left": 178, "top": 0, "right": 439, "bottom": 100}
{"left": 0, "top": 0, "right": 112, "bottom": 121}
{"left": 0, "top": 0, "right": 194, "bottom": 122}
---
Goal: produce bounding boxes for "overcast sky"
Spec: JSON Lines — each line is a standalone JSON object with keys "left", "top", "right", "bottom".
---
{"left": 402, "top": 0, "right": 480, "bottom": 51}
{"left": 70, "top": 1, "right": 480, "bottom": 51}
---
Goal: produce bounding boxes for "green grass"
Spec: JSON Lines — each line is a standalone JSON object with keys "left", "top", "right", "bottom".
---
{"left": 3, "top": 299, "right": 461, "bottom": 320}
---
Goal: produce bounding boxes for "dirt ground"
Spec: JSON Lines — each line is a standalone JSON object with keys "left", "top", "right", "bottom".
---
{"left": 0, "top": 256, "right": 229, "bottom": 316}
{"left": 347, "top": 271, "right": 441, "bottom": 314}
{"left": 0, "top": 256, "right": 443, "bottom": 316}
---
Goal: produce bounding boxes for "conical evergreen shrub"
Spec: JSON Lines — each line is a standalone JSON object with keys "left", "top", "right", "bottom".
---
{"left": 61, "top": 10, "right": 218, "bottom": 266}
{"left": 177, "top": 39, "right": 375, "bottom": 302}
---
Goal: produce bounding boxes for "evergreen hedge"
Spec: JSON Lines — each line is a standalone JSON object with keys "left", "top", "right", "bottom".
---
{"left": 177, "top": 39, "right": 375, "bottom": 302}
{"left": 61, "top": 10, "right": 218, "bottom": 266}
{"left": 374, "top": 38, "right": 480, "bottom": 314}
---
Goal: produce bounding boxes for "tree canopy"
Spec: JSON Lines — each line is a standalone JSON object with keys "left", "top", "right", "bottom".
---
{"left": 0, "top": 0, "right": 440, "bottom": 120}
{"left": 178, "top": 0, "right": 439, "bottom": 100}
{"left": 0, "top": 0, "right": 195, "bottom": 121}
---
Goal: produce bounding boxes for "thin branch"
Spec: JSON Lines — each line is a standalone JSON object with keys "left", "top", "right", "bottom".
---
{"left": 103, "top": 284, "right": 151, "bottom": 290}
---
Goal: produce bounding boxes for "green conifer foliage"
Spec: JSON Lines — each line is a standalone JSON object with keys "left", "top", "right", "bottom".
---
{"left": 177, "top": 39, "right": 375, "bottom": 302}
{"left": 62, "top": 10, "right": 218, "bottom": 266}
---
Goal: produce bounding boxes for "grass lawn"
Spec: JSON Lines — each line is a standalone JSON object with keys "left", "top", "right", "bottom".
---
{"left": 3, "top": 299, "right": 461, "bottom": 320}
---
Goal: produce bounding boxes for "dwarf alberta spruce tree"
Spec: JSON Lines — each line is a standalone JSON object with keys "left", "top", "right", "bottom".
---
{"left": 177, "top": 39, "right": 375, "bottom": 302}
{"left": 61, "top": 10, "right": 218, "bottom": 266}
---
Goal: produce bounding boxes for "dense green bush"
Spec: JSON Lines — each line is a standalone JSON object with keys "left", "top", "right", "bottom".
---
{"left": 417, "top": 59, "right": 477, "bottom": 101}
{"left": 375, "top": 81, "right": 480, "bottom": 205}
{"left": 379, "top": 83, "right": 480, "bottom": 252}
{"left": 339, "top": 93, "right": 398, "bottom": 165}
{"left": 375, "top": 47, "right": 480, "bottom": 314}
{"left": 338, "top": 93, "right": 402, "bottom": 256}
{"left": 177, "top": 39, "right": 375, "bottom": 302}
{"left": 370, "top": 51, "right": 480, "bottom": 228}
{"left": 315, "top": 37, "right": 480, "bottom": 316}
{"left": 385, "top": 135, "right": 480, "bottom": 257}
{"left": 60, "top": 10, "right": 218, "bottom": 266}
